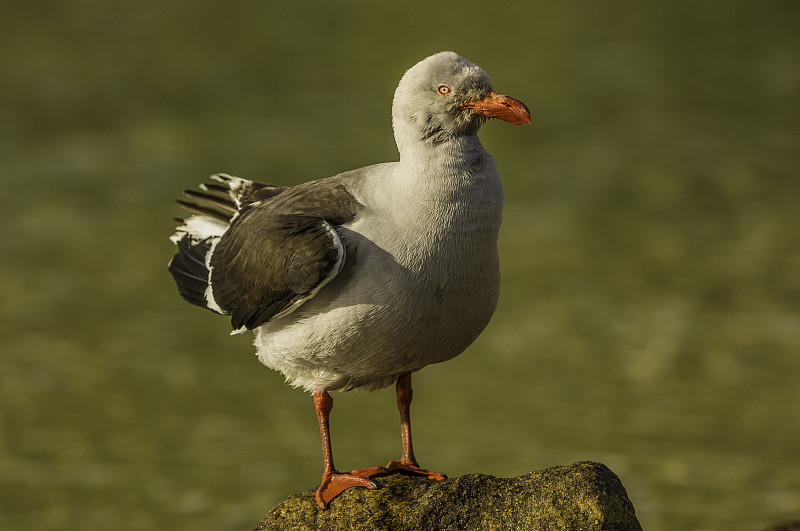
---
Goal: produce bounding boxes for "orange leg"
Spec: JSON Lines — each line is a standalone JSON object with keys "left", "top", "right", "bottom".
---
{"left": 385, "top": 372, "right": 447, "bottom": 481}
{"left": 313, "top": 391, "right": 383, "bottom": 509}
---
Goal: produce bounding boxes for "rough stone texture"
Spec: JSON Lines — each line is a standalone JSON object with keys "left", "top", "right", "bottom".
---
{"left": 254, "top": 461, "right": 642, "bottom": 530}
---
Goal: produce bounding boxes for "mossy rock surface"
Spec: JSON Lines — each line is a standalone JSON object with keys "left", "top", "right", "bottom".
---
{"left": 254, "top": 461, "right": 642, "bottom": 530}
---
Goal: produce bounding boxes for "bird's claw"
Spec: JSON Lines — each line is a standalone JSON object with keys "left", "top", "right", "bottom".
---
{"left": 315, "top": 467, "right": 385, "bottom": 509}
{"left": 386, "top": 459, "right": 447, "bottom": 481}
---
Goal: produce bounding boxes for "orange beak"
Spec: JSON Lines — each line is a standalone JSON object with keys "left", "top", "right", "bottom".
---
{"left": 461, "top": 91, "right": 531, "bottom": 125}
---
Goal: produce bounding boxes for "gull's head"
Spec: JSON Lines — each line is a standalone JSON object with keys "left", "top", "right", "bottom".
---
{"left": 392, "top": 51, "right": 530, "bottom": 147}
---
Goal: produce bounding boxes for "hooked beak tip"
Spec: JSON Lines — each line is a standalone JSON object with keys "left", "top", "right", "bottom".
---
{"left": 461, "top": 91, "right": 531, "bottom": 125}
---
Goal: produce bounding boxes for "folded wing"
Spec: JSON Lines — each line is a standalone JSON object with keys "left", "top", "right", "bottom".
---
{"left": 168, "top": 173, "right": 361, "bottom": 331}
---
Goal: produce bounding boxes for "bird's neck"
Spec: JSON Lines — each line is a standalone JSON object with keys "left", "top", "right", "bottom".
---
{"left": 396, "top": 134, "right": 489, "bottom": 179}
{"left": 386, "top": 134, "right": 503, "bottom": 279}
{"left": 387, "top": 133, "right": 502, "bottom": 227}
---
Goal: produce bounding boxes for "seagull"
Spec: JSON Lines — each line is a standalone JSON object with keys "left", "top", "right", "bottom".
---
{"left": 168, "top": 51, "right": 530, "bottom": 509}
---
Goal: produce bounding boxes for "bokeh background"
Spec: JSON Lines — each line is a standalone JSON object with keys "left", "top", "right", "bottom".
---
{"left": 2, "top": 1, "right": 799, "bottom": 529}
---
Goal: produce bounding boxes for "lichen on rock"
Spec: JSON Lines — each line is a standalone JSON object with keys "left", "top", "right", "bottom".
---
{"left": 254, "top": 461, "right": 642, "bottom": 530}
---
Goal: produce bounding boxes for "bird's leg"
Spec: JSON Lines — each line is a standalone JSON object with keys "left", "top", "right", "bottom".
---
{"left": 313, "top": 391, "right": 382, "bottom": 509}
{"left": 386, "top": 372, "right": 447, "bottom": 481}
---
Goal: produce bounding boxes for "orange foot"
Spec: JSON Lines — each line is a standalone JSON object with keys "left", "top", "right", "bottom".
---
{"left": 315, "top": 466, "right": 386, "bottom": 509}
{"left": 386, "top": 460, "right": 447, "bottom": 481}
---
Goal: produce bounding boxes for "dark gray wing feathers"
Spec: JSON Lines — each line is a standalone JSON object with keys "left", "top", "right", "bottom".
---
{"left": 168, "top": 236, "right": 214, "bottom": 308}
{"left": 169, "top": 173, "right": 362, "bottom": 331}
{"left": 210, "top": 213, "right": 344, "bottom": 330}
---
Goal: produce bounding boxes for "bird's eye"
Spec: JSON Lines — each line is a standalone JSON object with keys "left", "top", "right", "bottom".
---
{"left": 437, "top": 84, "right": 452, "bottom": 95}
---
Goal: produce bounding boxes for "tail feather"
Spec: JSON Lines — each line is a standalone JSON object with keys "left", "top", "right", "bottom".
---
{"left": 168, "top": 235, "right": 217, "bottom": 310}
{"left": 175, "top": 199, "right": 231, "bottom": 223}
{"left": 183, "top": 189, "right": 237, "bottom": 214}
{"left": 211, "top": 173, "right": 288, "bottom": 207}
{"left": 199, "top": 181, "right": 233, "bottom": 196}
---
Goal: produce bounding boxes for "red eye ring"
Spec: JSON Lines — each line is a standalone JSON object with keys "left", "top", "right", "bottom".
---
{"left": 437, "top": 84, "right": 452, "bottom": 95}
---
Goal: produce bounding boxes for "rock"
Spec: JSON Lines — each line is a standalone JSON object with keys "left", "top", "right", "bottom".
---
{"left": 762, "top": 522, "right": 800, "bottom": 531}
{"left": 254, "top": 461, "right": 642, "bottom": 530}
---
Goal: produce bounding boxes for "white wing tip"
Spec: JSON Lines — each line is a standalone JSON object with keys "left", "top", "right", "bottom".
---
{"left": 172, "top": 215, "right": 228, "bottom": 241}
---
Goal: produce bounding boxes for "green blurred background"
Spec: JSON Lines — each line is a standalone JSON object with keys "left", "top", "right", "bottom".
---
{"left": 2, "top": 1, "right": 799, "bottom": 529}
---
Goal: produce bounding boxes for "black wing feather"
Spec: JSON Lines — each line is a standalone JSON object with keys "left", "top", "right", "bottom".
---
{"left": 170, "top": 172, "right": 363, "bottom": 330}
{"left": 168, "top": 236, "right": 214, "bottom": 309}
{"left": 211, "top": 173, "right": 288, "bottom": 206}
{"left": 175, "top": 199, "right": 231, "bottom": 223}
{"left": 183, "top": 189, "right": 237, "bottom": 214}
{"left": 210, "top": 212, "right": 346, "bottom": 330}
